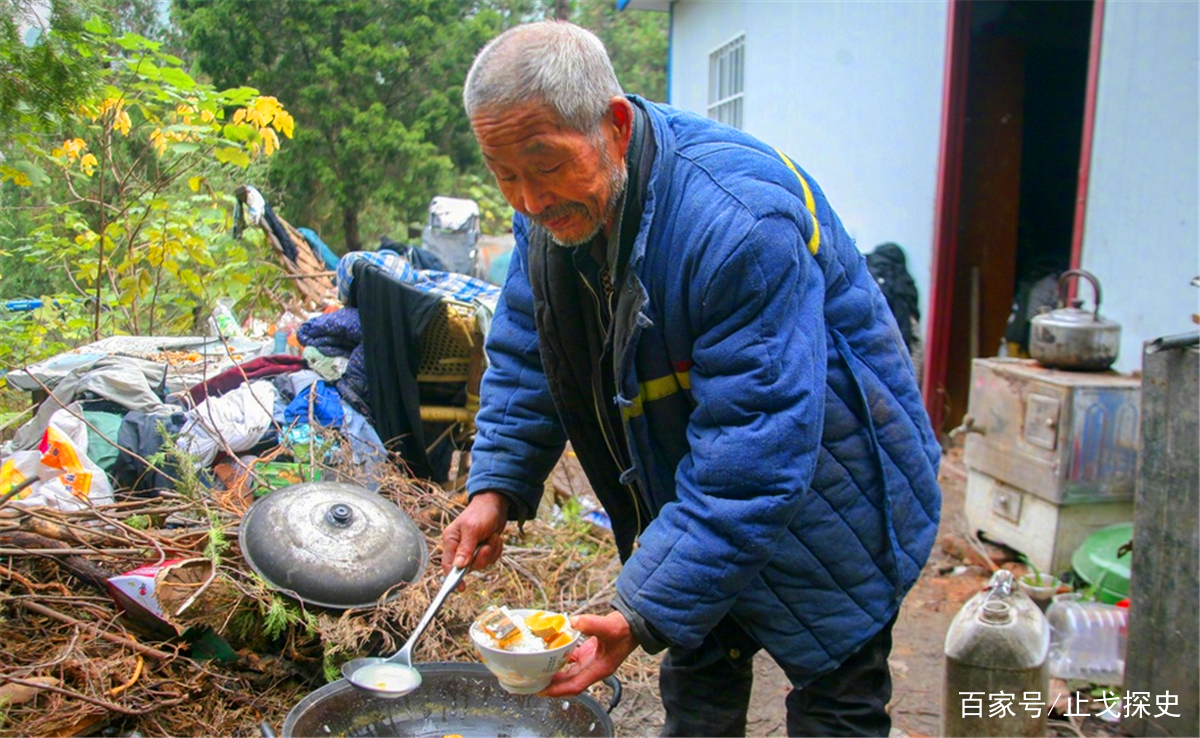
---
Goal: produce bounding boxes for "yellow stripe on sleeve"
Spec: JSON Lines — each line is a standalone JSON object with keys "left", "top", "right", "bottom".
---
{"left": 773, "top": 147, "right": 821, "bottom": 256}
{"left": 622, "top": 372, "right": 690, "bottom": 419}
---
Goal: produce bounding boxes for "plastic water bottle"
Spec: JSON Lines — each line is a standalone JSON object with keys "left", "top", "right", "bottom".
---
{"left": 211, "top": 298, "right": 245, "bottom": 340}
{"left": 943, "top": 570, "right": 1050, "bottom": 737}
{"left": 1046, "top": 593, "right": 1127, "bottom": 685}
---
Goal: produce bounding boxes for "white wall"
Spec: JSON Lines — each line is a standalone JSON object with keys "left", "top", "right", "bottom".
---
{"left": 1079, "top": 1, "right": 1199, "bottom": 373}
{"left": 669, "top": 1, "right": 949, "bottom": 330}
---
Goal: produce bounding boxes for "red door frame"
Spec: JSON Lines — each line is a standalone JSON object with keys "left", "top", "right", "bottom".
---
{"left": 921, "top": 0, "right": 972, "bottom": 430}
{"left": 1070, "top": 0, "right": 1107, "bottom": 276}
{"left": 922, "top": 0, "right": 1106, "bottom": 430}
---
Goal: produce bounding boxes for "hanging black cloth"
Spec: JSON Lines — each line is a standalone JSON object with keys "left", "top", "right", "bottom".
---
{"left": 262, "top": 202, "right": 299, "bottom": 262}
{"left": 865, "top": 242, "right": 920, "bottom": 353}
{"left": 351, "top": 261, "right": 443, "bottom": 479}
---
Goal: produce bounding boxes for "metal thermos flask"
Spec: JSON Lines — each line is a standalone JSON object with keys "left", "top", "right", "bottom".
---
{"left": 943, "top": 570, "right": 1050, "bottom": 737}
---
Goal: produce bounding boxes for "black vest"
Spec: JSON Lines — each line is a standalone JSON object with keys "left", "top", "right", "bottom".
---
{"left": 526, "top": 103, "right": 655, "bottom": 559}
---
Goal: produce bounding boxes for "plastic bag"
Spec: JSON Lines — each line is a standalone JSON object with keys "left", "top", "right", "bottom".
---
{"left": 0, "top": 409, "right": 115, "bottom": 510}
{"left": 178, "top": 380, "right": 278, "bottom": 466}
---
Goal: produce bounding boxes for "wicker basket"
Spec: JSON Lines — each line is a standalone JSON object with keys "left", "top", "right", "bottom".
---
{"left": 416, "top": 300, "right": 477, "bottom": 383}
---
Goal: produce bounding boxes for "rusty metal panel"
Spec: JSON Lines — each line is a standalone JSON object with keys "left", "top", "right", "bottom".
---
{"left": 964, "top": 468, "right": 1134, "bottom": 575}
{"left": 1125, "top": 342, "right": 1199, "bottom": 737}
{"left": 963, "top": 358, "right": 1140, "bottom": 504}
{"left": 964, "top": 434, "right": 1060, "bottom": 501}
{"left": 1023, "top": 393, "right": 1062, "bottom": 450}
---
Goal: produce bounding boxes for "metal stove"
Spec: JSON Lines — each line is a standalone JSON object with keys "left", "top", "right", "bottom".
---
{"left": 960, "top": 358, "right": 1139, "bottom": 575}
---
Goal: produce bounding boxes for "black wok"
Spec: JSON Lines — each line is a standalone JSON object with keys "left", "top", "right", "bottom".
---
{"left": 279, "top": 662, "right": 620, "bottom": 737}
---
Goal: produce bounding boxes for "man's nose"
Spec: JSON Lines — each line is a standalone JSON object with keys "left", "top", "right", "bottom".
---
{"left": 517, "top": 179, "right": 552, "bottom": 215}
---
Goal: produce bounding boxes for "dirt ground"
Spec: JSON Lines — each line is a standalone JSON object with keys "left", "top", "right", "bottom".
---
{"left": 603, "top": 449, "right": 995, "bottom": 738}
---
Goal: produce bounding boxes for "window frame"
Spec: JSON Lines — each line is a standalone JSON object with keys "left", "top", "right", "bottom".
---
{"left": 707, "top": 32, "right": 746, "bottom": 129}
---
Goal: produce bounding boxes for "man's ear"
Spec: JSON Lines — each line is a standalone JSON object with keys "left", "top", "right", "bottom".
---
{"left": 608, "top": 96, "right": 634, "bottom": 154}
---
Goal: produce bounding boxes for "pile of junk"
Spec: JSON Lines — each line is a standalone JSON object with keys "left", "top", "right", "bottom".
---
{"left": 0, "top": 187, "right": 624, "bottom": 738}
{"left": 943, "top": 270, "right": 1199, "bottom": 737}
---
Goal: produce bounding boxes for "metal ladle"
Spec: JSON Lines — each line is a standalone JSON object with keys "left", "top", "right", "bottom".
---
{"left": 341, "top": 546, "right": 479, "bottom": 699}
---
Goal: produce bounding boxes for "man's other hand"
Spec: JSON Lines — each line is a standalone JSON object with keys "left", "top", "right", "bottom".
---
{"left": 540, "top": 611, "right": 638, "bottom": 697}
{"left": 441, "top": 491, "right": 509, "bottom": 580}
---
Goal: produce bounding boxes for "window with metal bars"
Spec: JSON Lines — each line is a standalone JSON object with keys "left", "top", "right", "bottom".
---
{"left": 707, "top": 34, "right": 745, "bottom": 129}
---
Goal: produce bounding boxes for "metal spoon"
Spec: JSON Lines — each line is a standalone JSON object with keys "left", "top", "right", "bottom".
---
{"left": 341, "top": 546, "right": 478, "bottom": 699}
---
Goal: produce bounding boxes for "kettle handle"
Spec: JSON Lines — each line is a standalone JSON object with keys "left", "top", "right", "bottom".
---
{"left": 1056, "top": 269, "right": 1102, "bottom": 317}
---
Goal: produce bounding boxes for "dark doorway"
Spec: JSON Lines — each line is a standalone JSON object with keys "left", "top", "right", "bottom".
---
{"left": 924, "top": 0, "right": 1096, "bottom": 433}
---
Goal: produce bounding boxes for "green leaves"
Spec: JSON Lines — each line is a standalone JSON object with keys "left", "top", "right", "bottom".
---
{"left": 213, "top": 146, "right": 251, "bottom": 168}
{"left": 83, "top": 17, "right": 112, "bottom": 35}
{"left": 0, "top": 9, "right": 292, "bottom": 368}
{"left": 114, "top": 32, "right": 151, "bottom": 51}
{"left": 204, "top": 511, "right": 229, "bottom": 563}
{"left": 573, "top": 1, "right": 668, "bottom": 102}
{"left": 3, "top": 160, "right": 49, "bottom": 186}
{"left": 220, "top": 87, "right": 260, "bottom": 108}
{"left": 1, "top": 2, "right": 101, "bottom": 135}
{"left": 220, "top": 123, "right": 257, "bottom": 143}
{"left": 158, "top": 67, "right": 197, "bottom": 90}
{"left": 125, "top": 56, "right": 160, "bottom": 77}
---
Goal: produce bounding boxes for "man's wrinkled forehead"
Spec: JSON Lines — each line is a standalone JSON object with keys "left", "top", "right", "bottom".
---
{"left": 481, "top": 139, "right": 554, "bottom": 163}
{"left": 471, "top": 101, "right": 576, "bottom": 150}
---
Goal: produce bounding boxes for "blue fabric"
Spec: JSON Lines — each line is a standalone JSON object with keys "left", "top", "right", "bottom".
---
{"left": 296, "top": 308, "right": 361, "bottom": 358}
{"left": 341, "top": 400, "right": 386, "bottom": 468}
{"left": 337, "top": 250, "right": 500, "bottom": 307}
{"left": 413, "top": 270, "right": 500, "bottom": 305}
{"left": 283, "top": 381, "right": 344, "bottom": 427}
{"left": 297, "top": 227, "right": 340, "bottom": 270}
{"left": 467, "top": 98, "right": 941, "bottom": 684}
{"left": 338, "top": 344, "right": 368, "bottom": 400}
{"left": 337, "top": 251, "right": 408, "bottom": 304}
{"left": 378, "top": 236, "right": 448, "bottom": 272}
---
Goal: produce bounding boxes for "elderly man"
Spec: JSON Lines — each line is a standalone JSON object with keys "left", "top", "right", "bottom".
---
{"left": 441, "top": 20, "right": 942, "bottom": 738}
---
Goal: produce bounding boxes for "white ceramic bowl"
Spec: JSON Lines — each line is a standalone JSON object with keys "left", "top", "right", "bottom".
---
{"left": 469, "top": 608, "right": 582, "bottom": 694}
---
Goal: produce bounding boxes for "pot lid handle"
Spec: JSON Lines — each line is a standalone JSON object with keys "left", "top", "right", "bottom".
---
{"left": 326, "top": 503, "right": 353, "bottom": 527}
{"left": 1057, "top": 269, "right": 1103, "bottom": 319}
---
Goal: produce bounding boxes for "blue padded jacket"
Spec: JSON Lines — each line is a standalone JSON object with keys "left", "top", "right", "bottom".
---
{"left": 467, "top": 97, "right": 942, "bottom": 681}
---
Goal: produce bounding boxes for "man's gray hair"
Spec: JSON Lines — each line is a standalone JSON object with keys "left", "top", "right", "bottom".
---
{"left": 463, "top": 21, "right": 623, "bottom": 135}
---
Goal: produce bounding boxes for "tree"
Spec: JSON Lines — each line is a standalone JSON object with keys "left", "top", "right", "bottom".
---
{"left": 173, "top": 0, "right": 506, "bottom": 253}
{"left": 572, "top": 1, "right": 667, "bottom": 103}
{"left": 0, "top": 0, "right": 194, "bottom": 305}
{"left": 103, "top": 0, "right": 187, "bottom": 58}
{"left": 0, "top": 15, "right": 293, "bottom": 369}
{"left": 0, "top": 0, "right": 98, "bottom": 136}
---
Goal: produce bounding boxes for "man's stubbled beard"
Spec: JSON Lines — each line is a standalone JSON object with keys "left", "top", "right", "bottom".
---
{"left": 532, "top": 142, "right": 628, "bottom": 248}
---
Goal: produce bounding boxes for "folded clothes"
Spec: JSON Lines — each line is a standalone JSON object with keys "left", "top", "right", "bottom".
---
{"left": 296, "top": 307, "right": 361, "bottom": 352}
{"left": 303, "top": 346, "right": 350, "bottom": 382}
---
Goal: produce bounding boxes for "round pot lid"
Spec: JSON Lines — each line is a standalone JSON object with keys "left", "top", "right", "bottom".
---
{"left": 239, "top": 481, "right": 428, "bottom": 609}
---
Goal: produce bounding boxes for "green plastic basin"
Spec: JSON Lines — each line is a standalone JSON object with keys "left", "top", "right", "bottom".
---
{"left": 1071, "top": 522, "right": 1133, "bottom": 604}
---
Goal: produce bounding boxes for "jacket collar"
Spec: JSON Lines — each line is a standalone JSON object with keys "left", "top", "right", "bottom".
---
{"left": 622, "top": 96, "right": 674, "bottom": 277}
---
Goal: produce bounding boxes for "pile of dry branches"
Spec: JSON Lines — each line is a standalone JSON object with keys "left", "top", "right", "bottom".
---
{"left": 0, "top": 442, "right": 661, "bottom": 737}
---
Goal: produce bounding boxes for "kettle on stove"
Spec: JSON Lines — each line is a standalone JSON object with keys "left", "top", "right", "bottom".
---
{"left": 1029, "top": 269, "right": 1121, "bottom": 371}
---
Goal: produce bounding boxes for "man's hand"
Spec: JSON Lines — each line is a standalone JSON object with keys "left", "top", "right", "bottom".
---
{"left": 540, "top": 611, "right": 638, "bottom": 697}
{"left": 441, "top": 491, "right": 510, "bottom": 580}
